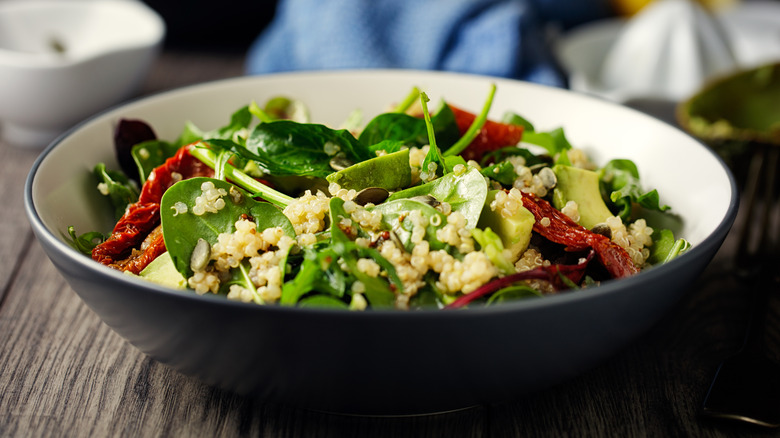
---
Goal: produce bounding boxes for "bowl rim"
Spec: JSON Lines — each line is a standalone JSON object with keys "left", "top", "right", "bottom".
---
{"left": 24, "top": 69, "right": 740, "bottom": 319}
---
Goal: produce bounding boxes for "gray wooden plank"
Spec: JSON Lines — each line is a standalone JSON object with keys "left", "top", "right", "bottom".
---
{"left": 0, "top": 144, "right": 39, "bottom": 303}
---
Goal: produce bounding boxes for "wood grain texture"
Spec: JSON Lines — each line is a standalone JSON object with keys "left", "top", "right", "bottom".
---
{"left": 1, "top": 50, "right": 773, "bottom": 437}
{"left": 0, "top": 145, "right": 38, "bottom": 303}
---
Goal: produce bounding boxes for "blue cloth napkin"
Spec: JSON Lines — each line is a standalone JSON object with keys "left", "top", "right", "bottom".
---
{"left": 245, "top": 0, "right": 611, "bottom": 87}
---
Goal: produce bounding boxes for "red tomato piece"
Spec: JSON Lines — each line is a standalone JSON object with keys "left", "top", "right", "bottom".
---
{"left": 448, "top": 105, "right": 524, "bottom": 162}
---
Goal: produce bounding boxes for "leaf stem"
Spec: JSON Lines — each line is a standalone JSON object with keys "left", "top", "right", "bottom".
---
{"left": 444, "top": 83, "right": 496, "bottom": 157}
{"left": 249, "top": 101, "right": 274, "bottom": 123}
{"left": 188, "top": 144, "right": 294, "bottom": 208}
{"left": 420, "top": 92, "right": 448, "bottom": 177}
{"left": 393, "top": 86, "right": 421, "bottom": 113}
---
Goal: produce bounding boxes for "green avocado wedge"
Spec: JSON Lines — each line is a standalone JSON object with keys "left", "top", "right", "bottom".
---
{"left": 326, "top": 149, "right": 411, "bottom": 191}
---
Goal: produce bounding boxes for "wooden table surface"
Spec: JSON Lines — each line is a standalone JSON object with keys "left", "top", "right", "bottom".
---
{"left": 0, "top": 51, "right": 774, "bottom": 437}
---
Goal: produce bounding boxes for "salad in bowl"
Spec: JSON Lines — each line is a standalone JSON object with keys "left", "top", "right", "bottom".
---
{"left": 70, "top": 84, "right": 689, "bottom": 311}
{"left": 26, "top": 70, "right": 734, "bottom": 414}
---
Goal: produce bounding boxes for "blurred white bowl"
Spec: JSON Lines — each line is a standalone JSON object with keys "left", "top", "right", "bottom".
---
{"left": 0, "top": 0, "right": 165, "bottom": 148}
{"left": 556, "top": 0, "right": 780, "bottom": 121}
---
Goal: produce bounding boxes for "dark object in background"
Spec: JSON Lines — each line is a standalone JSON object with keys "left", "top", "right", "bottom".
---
{"left": 142, "top": 0, "right": 278, "bottom": 52}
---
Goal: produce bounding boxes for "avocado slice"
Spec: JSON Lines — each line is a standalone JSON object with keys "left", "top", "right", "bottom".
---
{"left": 326, "top": 149, "right": 411, "bottom": 191}
{"left": 552, "top": 165, "right": 614, "bottom": 230}
{"left": 139, "top": 251, "right": 187, "bottom": 289}
{"left": 477, "top": 190, "right": 535, "bottom": 261}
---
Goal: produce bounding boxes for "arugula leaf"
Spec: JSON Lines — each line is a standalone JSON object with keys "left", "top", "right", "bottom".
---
{"left": 329, "top": 197, "right": 400, "bottom": 308}
{"left": 203, "top": 105, "right": 253, "bottom": 142}
{"left": 160, "top": 177, "right": 295, "bottom": 278}
{"left": 600, "top": 159, "right": 670, "bottom": 221}
{"left": 175, "top": 105, "right": 254, "bottom": 148}
{"left": 647, "top": 228, "right": 691, "bottom": 265}
{"left": 370, "top": 199, "right": 449, "bottom": 252}
{"left": 471, "top": 227, "right": 514, "bottom": 274}
{"left": 281, "top": 245, "right": 345, "bottom": 305}
{"left": 222, "top": 261, "right": 263, "bottom": 303}
{"left": 131, "top": 140, "right": 180, "bottom": 183}
{"left": 93, "top": 163, "right": 139, "bottom": 220}
{"left": 64, "top": 226, "right": 106, "bottom": 255}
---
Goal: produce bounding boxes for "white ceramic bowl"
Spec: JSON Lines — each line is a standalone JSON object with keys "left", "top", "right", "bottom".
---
{"left": 25, "top": 70, "right": 737, "bottom": 414}
{"left": 0, "top": 0, "right": 164, "bottom": 148}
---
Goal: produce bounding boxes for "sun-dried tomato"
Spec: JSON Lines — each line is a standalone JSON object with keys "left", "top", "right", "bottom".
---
{"left": 92, "top": 145, "right": 213, "bottom": 273}
{"left": 448, "top": 105, "right": 524, "bottom": 162}
{"left": 518, "top": 190, "right": 639, "bottom": 279}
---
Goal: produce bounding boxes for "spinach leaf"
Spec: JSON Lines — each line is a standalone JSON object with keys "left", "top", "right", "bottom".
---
{"left": 359, "top": 113, "right": 428, "bottom": 147}
{"left": 243, "top": 121, "right": 371, "bottom": 178}
{"left": 93, "top": 163, "right": 139, "bottom": 220}
{"left": 160, "top": 177, "right": 295, "bottom": 278}
{"left": 368, "top": 139, "right": 407, "bottom": 155}
{"left": 188, "top": 144, "right": 294, "bottom": 208}
{"left": 481, "top": 161, "right": 517, "bottom": 186}
{"left": 600, "top": 159, "right": 670, "bottom": 221}
{"left": 358, "top": 104, "right": 459, "bottom": 150}
{"left": 479, "top": 146, "right": 545, "bottom": 167}
{"left": 388, "top": 167, "right": 488, "bottom": 229}
{"left": 501, "top": 112, "right": 535, "bottom": 132}
{"left": 522, "top": 127, "right": 572, "bottom": 158}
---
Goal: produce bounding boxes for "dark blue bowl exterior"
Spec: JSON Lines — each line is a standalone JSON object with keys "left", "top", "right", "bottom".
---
{"left": 29, "top": 211, "right": 730, "bottom": 414}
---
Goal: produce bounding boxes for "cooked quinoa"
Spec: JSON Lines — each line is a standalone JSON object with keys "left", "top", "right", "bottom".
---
{"left": 93, "top": 94, "right": 687, "bottom": 312}
{"left": 180, "top": 161, "right": 655, "bottom": 309}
